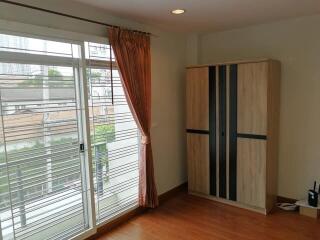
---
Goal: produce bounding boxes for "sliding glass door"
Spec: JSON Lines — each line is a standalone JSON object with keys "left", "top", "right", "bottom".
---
{"left": 0, "top": 32, "right": 139, "bottom": 240}
{"left": 85, "top": 42, "right": 139, "bottom": 224}
{"left": 0, "top": 33, "right": 89, "bottom": 240}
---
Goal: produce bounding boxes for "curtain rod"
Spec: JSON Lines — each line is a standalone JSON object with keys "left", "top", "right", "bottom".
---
{"left": 0, "top": 0, "right": 153, "bottom": 36}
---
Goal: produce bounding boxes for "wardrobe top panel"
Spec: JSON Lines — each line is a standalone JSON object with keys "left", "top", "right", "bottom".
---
{"left": 186, "top": 58, "right": 278, "bottom": 69}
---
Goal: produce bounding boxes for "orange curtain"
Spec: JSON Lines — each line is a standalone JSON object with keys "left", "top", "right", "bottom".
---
{"left": 108, "top": 27, "right": 158, "bottom": 208}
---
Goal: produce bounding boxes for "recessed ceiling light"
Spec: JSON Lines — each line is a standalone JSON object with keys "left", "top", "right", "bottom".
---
{"left": 171, "top": 9, "right": 185, "bottom": 15}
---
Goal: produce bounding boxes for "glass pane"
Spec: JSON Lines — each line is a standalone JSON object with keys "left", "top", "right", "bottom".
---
{"left": 0, "top": 112, "right": 14, "bottom": 240}
{"left": 86, "top": 42, "right": 139, "bottom": 223}
{"left": 0, "top": 33, "right": 79, "bottom": 58}
{"left": 85, "top": 42, "right": 115, "bottom": 61}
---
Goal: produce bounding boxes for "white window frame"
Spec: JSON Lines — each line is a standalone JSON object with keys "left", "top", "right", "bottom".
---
{"left": 0, "top": 19, "right": 139, "bottom": 240}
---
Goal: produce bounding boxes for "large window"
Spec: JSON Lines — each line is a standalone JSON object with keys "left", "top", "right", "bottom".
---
{"left": 0, "top": 31, "right": 139, "bottom": 240}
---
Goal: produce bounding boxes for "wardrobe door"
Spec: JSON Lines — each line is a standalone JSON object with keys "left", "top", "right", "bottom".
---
{"left": 237, "top": 62, "right": 268, "bottom": 135}
{"left": 236, "top": 62, "right": 268, "bottom": 209}
{"left": 186, "top": 67, "right": 209, "bottom": 130}
{"left": 187, "top": 133, "right": 210, "bottom": 195}
{"left": 237, "top": 138, "right": 266, "bottom": 208}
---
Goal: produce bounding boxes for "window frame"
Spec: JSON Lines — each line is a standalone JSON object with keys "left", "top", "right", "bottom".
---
{"left": 0, "top": 19, "right": 139, "bottom": 240}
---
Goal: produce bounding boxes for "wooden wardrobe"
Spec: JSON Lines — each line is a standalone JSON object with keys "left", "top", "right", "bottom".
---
{"left": 186, "top": 59, "right": 281, "bottom": 214}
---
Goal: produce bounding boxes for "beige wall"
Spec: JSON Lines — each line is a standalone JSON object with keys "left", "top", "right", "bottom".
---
{"left": 186, "top": 34, "right": 200, "bottom": 65}
{"left": 199, "top": 14, "right": 320, "bottom": 200}
{"left": 0, "top": 0, "right": 187, "bottom": 195}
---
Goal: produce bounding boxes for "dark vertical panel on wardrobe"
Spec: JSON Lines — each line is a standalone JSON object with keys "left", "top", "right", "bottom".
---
{"left": 229, "top": 64, "right": 237, "bottom": 201}
{"left": 209, "top": 66, "right": 216, "bottom": 196}
{"left": 219, "top": 65, "right": 226, "bottom": 198}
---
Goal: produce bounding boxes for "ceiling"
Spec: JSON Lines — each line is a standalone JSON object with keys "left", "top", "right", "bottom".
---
{"left": 73, "top": 0, "right": 320, "bottom": 32}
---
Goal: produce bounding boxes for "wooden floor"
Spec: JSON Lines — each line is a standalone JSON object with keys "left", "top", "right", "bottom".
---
{"left": 97, "top": 191, "right": 320, "bottom": 240}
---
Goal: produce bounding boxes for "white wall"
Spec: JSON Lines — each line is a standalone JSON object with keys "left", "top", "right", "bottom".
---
{"left": 198, "top": 14, "right": 320, "bottom": 200}
{"left": 0, "top": 0, "right": 187, "bottom": 195}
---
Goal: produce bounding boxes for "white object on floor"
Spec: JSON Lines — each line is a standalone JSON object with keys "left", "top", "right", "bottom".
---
{"left": 276, "top": 203, "right": 298, "bottom": 211}
{"left": 295, "top": 199, "right": 320, "bottom": 209}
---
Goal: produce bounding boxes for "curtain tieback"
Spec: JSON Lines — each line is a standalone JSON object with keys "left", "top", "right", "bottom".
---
{"left": 141, "top": 135, "right": 150, "bottom": 144}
